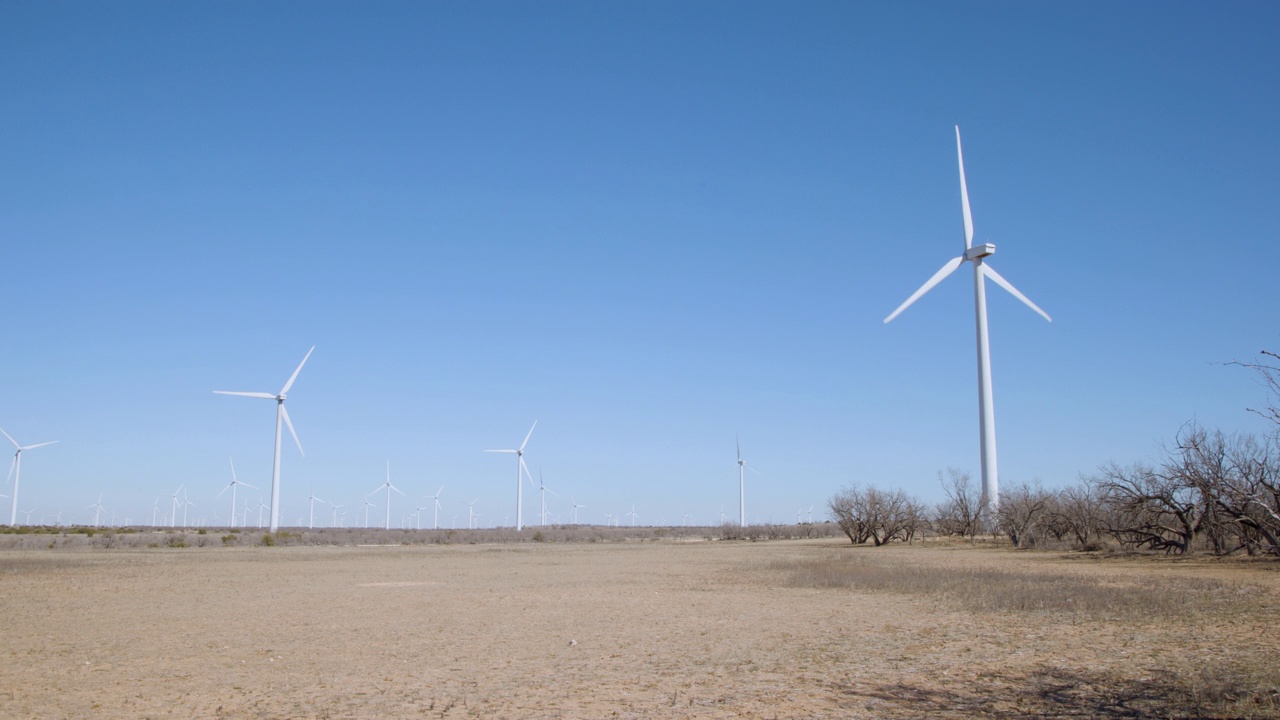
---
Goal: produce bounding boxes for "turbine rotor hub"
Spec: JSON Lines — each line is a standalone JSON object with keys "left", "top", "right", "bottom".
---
{"left": 964, "top": 243, "right": 996, "bottom": 261}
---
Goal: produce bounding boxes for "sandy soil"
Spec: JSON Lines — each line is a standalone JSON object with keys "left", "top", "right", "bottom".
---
{"left": 1, "top": 539, "right": 1276, "bottom": 719}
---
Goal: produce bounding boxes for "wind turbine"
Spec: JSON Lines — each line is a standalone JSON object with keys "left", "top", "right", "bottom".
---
{"left": 151, "top": 497, "right": 162, "bottom": 526}
{"left": 1, "top": 427, "right": 57, "bottom": 526}
{"left": 369, "top": 461, "right": 405, "bottom": 530}
{"left": 182, "top": 492, "right": 195, "bottom": 528}
{"left": 883, "top": 127, "right": 1051, "bottom": 514}
{"left": 87, "top": 494, "right": 104, "bottom": 528}
{"left": 329, "top": 503, "right": 343, "bottom": 528}
{"left": 461, "top": 498, "right": 479, "bottom": 529}
{"left": 216, "top": 457, "right": 256, "bottom": 529}
{"left": 214, "top": 345, "right": 314, "bottom": 533}
{"left": 484, "top": 420, "right": 536, "bottom": 531}
{"left": 306, "top": 493, "right": 326, "bottom": 529}
{"left": 362, "top": 499, "right": 376, "bottom": 528}
{"left": 735, "top": 436, "right": 759, "bottom": 528}
{"left": 536, "top": 469, "right": 559, "bottom": 527}
{"left": 626, "top": 504, "right": 638, "bottom": 527}
{"left": 426, "top": 486, "right": 444, "bottom": 530}
{"left": 257, "top": 499, "right": 269, "bottom": 528}
{"left": 570, "top": 500, "right": 586, "bottom": 525}
{"left": 170, "top": 484, "right": 184, "bottom": 529}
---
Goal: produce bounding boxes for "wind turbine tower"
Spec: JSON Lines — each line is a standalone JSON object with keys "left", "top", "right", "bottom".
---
{"left": 214, "top": 346, "right": 314, "bottom": 533}
{"left": 735, "top": 436, "right": 759, "bottom": 528}
{"left": 1, "top": 427, "right": 57, "bottom": 527}
{"left": 484, "top": 421, "right": 536, "bottom": 531}
{"left": 884, "top": 127, "right": 1051, "bottom": 515}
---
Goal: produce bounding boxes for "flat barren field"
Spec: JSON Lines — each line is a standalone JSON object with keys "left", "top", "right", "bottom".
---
{"left": 1, "top": 538, "right": 1277, "bottom": 719}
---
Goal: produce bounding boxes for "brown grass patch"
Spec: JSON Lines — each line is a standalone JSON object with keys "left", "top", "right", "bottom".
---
{"left": 776, "top": 552, "right": 1267, "bottom": 621}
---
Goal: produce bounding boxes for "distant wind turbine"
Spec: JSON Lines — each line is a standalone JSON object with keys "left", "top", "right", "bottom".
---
{"left": 369, "top": 461, "right": 405, "bottom": 530}
{"left": 170, "top": 484, "right": 184, "bottom": 529}
{"left": 484, "top": 420, "right": 536, "bottom": 531}
{"left": 87, "top": 494, "right": 104, "bottom": 528}
{"left": 1, "top": 427, "right": 57, "bottom": 527}
{"left": 570, "top": 500, "right": 586, "bottom": 525}
{"left": 735, "top": 436, "right": 759, "bottom": 528}
{"left": 426, "top": 486, "right": 444, "bottom": 530}
{"left": 215, "top": 345, "right": 314, "bottom": 533}
{"left": 306, "top": 493, "right": 326, "bottom": 529}
{"left": 216, "top": 457, "right": 256, "bottom": 529}
{"left": 536, "top": 469, "right": 559, "bottom": 527}
{"left": 883, "top": 127, "right": 1051, "bottom": 514}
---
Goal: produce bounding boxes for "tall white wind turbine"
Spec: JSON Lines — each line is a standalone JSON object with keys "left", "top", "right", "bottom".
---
{"left": 370, "top": 461, "right": 405, "bottom": 530}
{"left": 536, "top": 469, "right": 559, "bottom": 527}
{"left": 1, "top": 427, "right": 57, "bottom": 527}
{"left": 214, "top": 346, "right": 314, "bottom": 533}
{"left": 884, "top": 127, "right": 1051, "bottom": 514}
{"left": 216, "top": 457, "right": 256, "bottom": 529}
{"left": 427, "top": 486, "right": 444, "bottom": 530}
{"left": 735, "top": 436, "right": 759, "bottom": 528}
{"left": 484, "top": 420, "right": 536, "bottom": 531}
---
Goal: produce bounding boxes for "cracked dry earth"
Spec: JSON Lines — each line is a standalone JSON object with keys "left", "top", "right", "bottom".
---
{"left": 1, "top": 539, "right": 1277, "bottom": 719}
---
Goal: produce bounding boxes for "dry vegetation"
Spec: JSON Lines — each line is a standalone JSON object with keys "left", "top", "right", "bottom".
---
{"left": 1, "top": 538, "right": 1277, "bottom": 719}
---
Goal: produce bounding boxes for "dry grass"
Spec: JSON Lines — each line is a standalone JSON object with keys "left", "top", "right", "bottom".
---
{"left": 1, "top": 539, "right": 1277, "bottom": 719}
{"left": 776, "top": 551, "right": 1267, "bottom": 621}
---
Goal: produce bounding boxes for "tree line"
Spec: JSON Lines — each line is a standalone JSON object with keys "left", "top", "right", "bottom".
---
{"left": 829, "top": 352, "right": 1280, "bottom": 557}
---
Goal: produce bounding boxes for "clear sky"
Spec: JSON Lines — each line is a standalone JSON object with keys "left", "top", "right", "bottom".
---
{"left": 2, "top": 1, "right": 1277, "bottom": 528}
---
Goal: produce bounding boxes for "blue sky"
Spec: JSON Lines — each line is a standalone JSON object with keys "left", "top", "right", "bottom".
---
{"left": 2, "top": 2, "right": 1277, "bottom": 528}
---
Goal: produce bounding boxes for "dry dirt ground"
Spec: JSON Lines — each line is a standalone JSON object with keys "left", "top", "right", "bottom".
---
{"left": 1, "top": 538, "right": 1277, "bottom": 719}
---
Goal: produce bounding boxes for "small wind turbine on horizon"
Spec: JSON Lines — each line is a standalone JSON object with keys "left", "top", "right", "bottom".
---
{"left": 570, "top": 499, "right": 586, "bottom": 525}
{"left": 306, "top": 493, "right": 326, "bottom": 529}
{"left": 536, "top": 469, "right": 559, "bottom": 527}
{"left": 170, "top": 484, "right": 184, "bottom": 529}
{"left": 1, "top": 427, "right": 57, "bottom": 527}
{"left": 214, "top": 346, "right": 314, "bottom": 533}
{"left": 883, "top": 127, "right": 1051, "bottom": 515}
{"left": 484, "top": 421, "right": 536, "bottom": 531}
{"left": 87, "top": 494, "right": 104, "bottom": 528}
{"left": 426, "top": 486, "right": 444, "bottom": 530}
{"left": 216, "top": 457, "right": 256, "bottom": 529}
{"left": 369, "top": 461, "right": 405, "bottom": 530}
{"left": 735, "top": 436, "right": 759, "bottom": 528}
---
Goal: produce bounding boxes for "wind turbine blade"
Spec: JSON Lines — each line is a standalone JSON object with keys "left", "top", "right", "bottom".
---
{"left": 519, "top": 456, "right": 534, "bottom": 485}
{"left": 390, "top": 484, "right": 405, "bottom": 497}
{"left": 216, "top": 482, "right": 232, "bottom": 498}
{"left": 238, "top": 481, "right": 257, "bottom": 490}
{"left": 214, "top": 391, "right": 278, "bottom": 399}
{"left": 229, "top": 456, "right": 237, "bottom": 483}
{"left": 5, "top": 457, "right": 15, "bottom": 487}
{"left": 546, "top": 488, "right": 560, "bottom": 498}
{"left": 434, "top": 486, "right": 444, "bottom": 499}
{"left": 519, "top": 421, "right": 538, "bottom": 452}
{"left": 21, "top": 441, "right": 57, "bottom": 451}
{"left": 280, "top": 405, "right": 305, "bottom": 457}
{"left": 0, "top": 427, "right": 19, "bottom": 450}
{"left": 736, "top": 435, "right": 741, "bottom": 463}
{"left": 744, "top": 463, "right": 761, "bottom": 476}
{"left": 280, "top": 345, "right": 315, "bottom": 395}
{"left": 883, "top": 256, "right": 965, "bottom": 324}
{"left": 956, "top": 126, "right": 974, "bottom": 250}
{"left": 484, "top": 449, "right": 517, "bottom": 454}
{"left": 981, "top": 264, "right": 1052, "bottom": 322}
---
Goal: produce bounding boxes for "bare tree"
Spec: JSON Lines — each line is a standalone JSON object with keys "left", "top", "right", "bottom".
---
{"left": 1053, "top": 476, "right": 1106, "bottom": 549}
{"left": 828, "top": 484, "right": 925, "bottom": 546}
{"left": 931, "top": 468, "right": 985, "bottom": 541}
{"left": 1231, "top": 350, "right": 1280, "bottom": 429}
{"left": 1094, "top": 460, "right": 1207, "bottom": 555}
{"left": 996, "top": 481, "right": 1053, "bottom": 548}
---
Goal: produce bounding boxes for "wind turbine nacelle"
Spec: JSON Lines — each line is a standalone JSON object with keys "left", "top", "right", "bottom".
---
{"left": 964, "top": 243, "right": 996, "bottom": 261}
